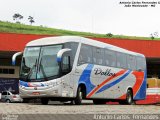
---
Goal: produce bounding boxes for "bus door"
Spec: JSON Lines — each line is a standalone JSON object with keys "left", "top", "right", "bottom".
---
{"left": 61, "top": 53, "right": 74, "bottom": 97}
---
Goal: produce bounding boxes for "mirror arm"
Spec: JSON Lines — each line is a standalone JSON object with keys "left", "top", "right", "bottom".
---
{"left": 12, "top": 52, "right": 23, "bottom": 65}
{"left": 58, "top": 62, "right": 62, "bottom": 77}
{"left": 68, "top": 56, "right": 71, "bottom": 71}
{"left": 57, "top": 48, "right": 71, "bottom": 76}
{"left": 57, "top": 48, "right": 71, "bottom": 62}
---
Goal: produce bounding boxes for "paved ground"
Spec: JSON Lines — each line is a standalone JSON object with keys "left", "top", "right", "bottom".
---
{"left": 0, "top": 101, "right": 160, "bottom": 120}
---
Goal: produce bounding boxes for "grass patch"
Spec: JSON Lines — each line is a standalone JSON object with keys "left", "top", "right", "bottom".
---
{"left": 0, "top": 21, "right": 160, "bottom": 40}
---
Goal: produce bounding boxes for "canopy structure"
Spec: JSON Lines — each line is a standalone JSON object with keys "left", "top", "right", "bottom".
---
{"left": 0, "top": 33, "right": 160, "bottom": 58}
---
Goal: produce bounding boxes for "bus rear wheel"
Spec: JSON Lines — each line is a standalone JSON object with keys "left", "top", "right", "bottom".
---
{"left": 126, "top": 89, "right": 135, "bottom": 105}
{"left": 74, "top": 87, "right": 83, "bottom": 105}
{"left": 41, "top": 98, "right": 49, "bottom": 105}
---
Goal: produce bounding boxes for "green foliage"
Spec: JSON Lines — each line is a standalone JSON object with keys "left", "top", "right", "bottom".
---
{"left": 13, "top": 13, "right": 23, "bottom": 23}
{"left": 0, "top": 21, "right": 160, "bottom": 40}
{"left": 106, "top": 33, "right": 113, "bottom": 37}
{"left": 28, "top": 16, "right": 35, "bottom": 25}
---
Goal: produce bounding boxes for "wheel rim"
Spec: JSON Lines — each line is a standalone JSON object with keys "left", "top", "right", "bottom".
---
{"left": 128, "top": 94, "right": 131, "bottom": 103}
{"left": 6, "top": 100, "right": 10, "bottom": 103}
{"left": 79, "top": 91, "right": 83, "bottom": 101}
{"left": 127, "top": 92, "right": 132, "bottom": 104}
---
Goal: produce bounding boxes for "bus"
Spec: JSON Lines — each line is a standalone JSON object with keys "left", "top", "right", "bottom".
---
{"left": 12, "top": 36, "right": 147, "bottom": 105}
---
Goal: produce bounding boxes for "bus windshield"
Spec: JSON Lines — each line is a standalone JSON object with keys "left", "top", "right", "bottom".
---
{"left": 20, "top": 45, "right": 63, "bottom": 82}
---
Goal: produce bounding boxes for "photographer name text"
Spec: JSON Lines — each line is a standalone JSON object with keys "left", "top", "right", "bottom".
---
{"left": 119, "top": 1, "right": 160, "bottom": 7}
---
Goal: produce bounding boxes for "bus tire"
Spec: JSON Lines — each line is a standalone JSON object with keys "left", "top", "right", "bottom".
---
{"left": 126, "top": 89, "right": 134, "bottom": 105}
{"left": 41, "top": 98, "right": 49, "bottom": 105}
{"left": 74, "top": 87, "right": 83, "bottom": 105}
{"left": 93, "top": 99, "right": 106, "bottom": 105}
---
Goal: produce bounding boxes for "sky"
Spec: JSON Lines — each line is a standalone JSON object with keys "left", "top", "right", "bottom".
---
{"left": 0, "top": 0, "right": 160, "bottom": 37}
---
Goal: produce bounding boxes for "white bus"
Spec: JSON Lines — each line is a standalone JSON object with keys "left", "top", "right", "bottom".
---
{"left": 12, "top": 36, "right": 147, "bottom": 105}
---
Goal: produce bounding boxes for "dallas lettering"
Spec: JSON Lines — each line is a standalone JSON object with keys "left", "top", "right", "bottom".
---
{"left": 94, "top": 68, "right": 116, "bottom": 77}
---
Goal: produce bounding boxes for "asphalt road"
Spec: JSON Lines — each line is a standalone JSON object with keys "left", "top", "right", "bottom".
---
{"left": 0, "top": 100, "right": 160, "bottom": 120}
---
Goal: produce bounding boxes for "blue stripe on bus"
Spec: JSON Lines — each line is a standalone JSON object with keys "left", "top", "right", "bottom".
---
{"left": 78, "top": 64, "right": 95, "bottom": 94}
{"left": 19, "top": 80, "right": 46, "bottom": 87}
{"left": 19, "top": 80, "right": 29, "bottom": 87}
{"left": 96, "top": 70, "right": 131, "bottom": 94}
{"left": 12, "top": 61, "right": 16, "bottom": 65}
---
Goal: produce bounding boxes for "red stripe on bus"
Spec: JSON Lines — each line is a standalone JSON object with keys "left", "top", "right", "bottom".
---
{"left": 86, "top": 70, "right": 127, "bottom": 98}
{"left": 132, "top": 71, "right": 144, "bottom": 97}
{"left": 118, "top": 94, "right": 126, "bottom": 100}
{"left": 118, "top": 71, "right": 144, "bottom": 100}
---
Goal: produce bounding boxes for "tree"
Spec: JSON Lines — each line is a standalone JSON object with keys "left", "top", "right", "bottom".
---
{"left": 13, "top": 13, "right": 23, "bottom": 23}
{"left": 150, "top": 32, "right": 159, "bottom": 40}
{"left": 28, "top": 16, "right": 35, "bottom": 25}
{"left": 106, "top": 33, "right": 113, "bottom": 37}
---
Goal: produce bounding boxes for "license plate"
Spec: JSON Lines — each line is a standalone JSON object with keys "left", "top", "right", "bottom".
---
{"left": 32, "top": 92, "right": 40, "bottom": 95}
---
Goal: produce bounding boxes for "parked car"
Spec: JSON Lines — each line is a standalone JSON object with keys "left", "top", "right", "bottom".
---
{"left": 1, "top": 91, "right": 23, "bottom": 103}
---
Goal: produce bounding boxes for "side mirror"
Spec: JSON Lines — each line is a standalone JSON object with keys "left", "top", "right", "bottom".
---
{"left": 12, "top": 52, "right": 23, "bottom": 65}
{"left": 57, "top": 48, "right": 71, "bottom": 62}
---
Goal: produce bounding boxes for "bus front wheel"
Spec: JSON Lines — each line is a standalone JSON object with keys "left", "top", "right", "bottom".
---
{"left": 74, "top": 87, "right": 83, "bottom": 105}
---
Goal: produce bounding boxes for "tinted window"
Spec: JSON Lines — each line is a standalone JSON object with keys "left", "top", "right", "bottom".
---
{"left": 93, "top": 47, "right": 103, "bottom": 65}
{"left": 0, "top": 68, "right": 15, "bottom": 74}
{"left": 136, "top": 56, "right": 146, "bottom": 71}
{"left": 104, "top": 50, "right": 116, "bottom": 67}
{"left": 78, "top": 44, "right": 92, "bottom": 65}
{"left": 3, "top": 69, "right": 8, "bottom": 74}
{"left": 9, "top": 69, "right": 15, "bottom": 74}
{"left": 20, "top": 47, "right": 40, "bottom": 80}
{"left": 2, "top": 92, "right": 7, "bottom": 95}
{"left": 116, "top": 52, "right": 127, "bottom": 68}
{"left": 127, "top": 55, "right": 136, "bottom": 70}
{"left": 64, "top": 42, "right": 79, "bottom": 67}
{"left": 38, "top": 45, "right": 63, "bottom": 79}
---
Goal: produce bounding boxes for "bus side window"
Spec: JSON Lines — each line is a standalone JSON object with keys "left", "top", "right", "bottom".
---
{"left": 136, "top": 56, "right": 146, "bottom": 71}
{"left": 64, "top": 42, "right": 78, "bottom": 68}
{"left": 78, "top": 44, "right": 92, "bottom": 65}
{"left": 62, "top": 55, "right": 70, "bottom": 73}
{"left": 104, "top": 50, "right": 116, "bottom": 67}
{"left": 92, "top": 47, "right": 103, "bottom": 65}
{"left": 127, "top": 55, "right": 136, "bottom": 70}
{"left": 116, "top": 52, "right": 127, "bottom": 69}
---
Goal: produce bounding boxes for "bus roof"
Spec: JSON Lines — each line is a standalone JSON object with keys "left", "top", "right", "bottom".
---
{"left": 26, "top": 36, "right": 145, "bottom": 57}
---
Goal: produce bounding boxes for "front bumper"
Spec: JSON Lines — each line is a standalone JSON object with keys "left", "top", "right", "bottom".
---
{"left": 19, "top": 85, "right": 62, "bottom": 98}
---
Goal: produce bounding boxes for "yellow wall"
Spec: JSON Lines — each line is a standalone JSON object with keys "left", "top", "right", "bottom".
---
{"left": 147, "top": 78, "right": 160, "bottom": 88}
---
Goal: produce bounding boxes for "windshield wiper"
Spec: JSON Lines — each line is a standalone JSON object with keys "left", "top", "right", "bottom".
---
{"left": 38, "top": 58, "right": 48, "bottom": 81}
{"left": 25, "top": 59, "right": 37, "bottom": 80}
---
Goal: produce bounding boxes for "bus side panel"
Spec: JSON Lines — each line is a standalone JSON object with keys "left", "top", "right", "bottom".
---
{"left": 132, "top": 70, "right": 147, "bottom": 100}
{"left": 76, "top": 64, "right": 134, "bottom": 99}
{"left": 86, "top": 65, "right": 135, "bottom": 99}
{"left": 60, "top": 73, "right": 75, "bottom": 98}
{"left": 77, "top": 64, "right": 95, "bottom": 96}
{"left": 76, "top": 66, "right": 146, "bottom": 100}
